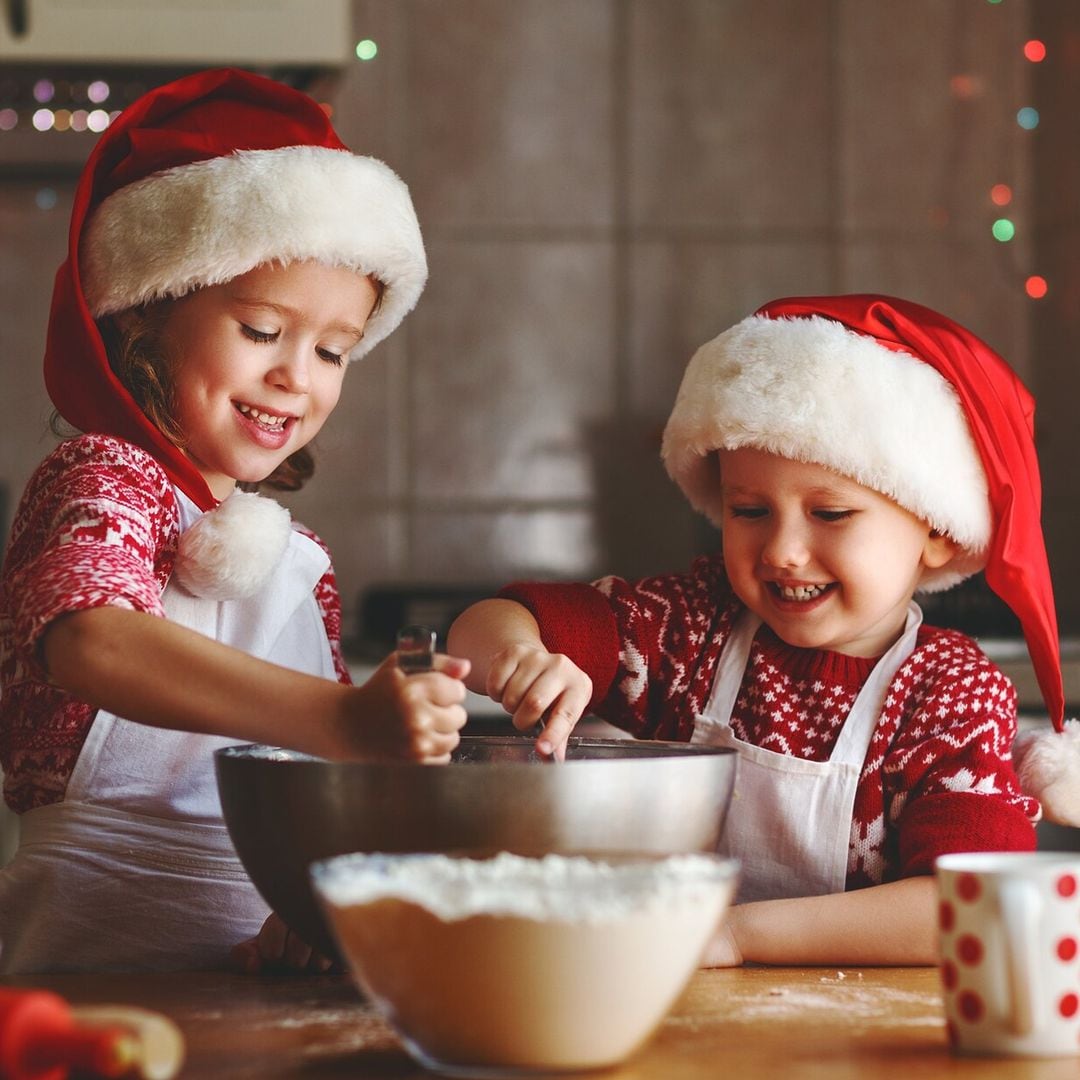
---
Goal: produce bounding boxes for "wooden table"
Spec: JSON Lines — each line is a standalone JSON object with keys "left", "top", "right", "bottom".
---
{"left": 4, "top": 966, "right": 1076, "bottom": 1078}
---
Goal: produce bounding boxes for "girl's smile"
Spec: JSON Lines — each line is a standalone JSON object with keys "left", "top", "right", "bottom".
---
{"left": 158, "top": 261, "right": 379, "bottom": 500}
{"left": 233, "top": 401, "right": 298, "bottom": 448}
{"left": 719, "top": 447, "right": 958, "bottom": 658}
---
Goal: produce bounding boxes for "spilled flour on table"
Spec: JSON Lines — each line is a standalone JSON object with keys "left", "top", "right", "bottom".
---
{"left": 715, "top": 974, "right": 945, "bottom": 1029}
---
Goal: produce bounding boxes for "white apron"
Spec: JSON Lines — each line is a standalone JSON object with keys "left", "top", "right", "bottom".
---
{"left": 693, "top": 603, "right": 922, "bottom": 903}
{"left": 0, "top": 490, "right": 336, "bottom": 973}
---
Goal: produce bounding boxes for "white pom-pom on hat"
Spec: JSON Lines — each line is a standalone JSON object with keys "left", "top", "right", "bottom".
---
{"left": 173, "top": 491, "right": 292, "bottom": 601}
{"left": 1013, "top": 720, "right": 1080, "bottom": 827}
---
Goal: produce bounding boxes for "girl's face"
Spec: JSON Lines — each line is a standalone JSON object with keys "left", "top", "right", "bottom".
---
{"left": 718, "top": 447, "right": 957, "bottom": 658}
{"left": 160, "top": 261, "right": 378, "bottom": 500}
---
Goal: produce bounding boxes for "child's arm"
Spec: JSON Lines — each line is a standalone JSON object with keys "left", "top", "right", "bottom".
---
{"left": 447, "top": 598, "right": 592, "bottom": 757}
{"left": 703, "top": 876, "right": 938, "bottom": 967}
{"left": 43, "top": 605, "right": 469, "bottom": 763}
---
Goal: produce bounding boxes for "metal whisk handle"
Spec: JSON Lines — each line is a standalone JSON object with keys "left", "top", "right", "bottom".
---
{"left": 396, "top": 625, "right": 436, "bottom": 674}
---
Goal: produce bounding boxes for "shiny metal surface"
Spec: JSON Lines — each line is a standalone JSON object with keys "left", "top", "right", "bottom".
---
{"left": 215, "top": 736, "right": 737, "bottom": 958}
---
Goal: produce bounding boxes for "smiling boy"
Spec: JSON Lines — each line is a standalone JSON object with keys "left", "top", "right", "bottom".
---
{"left": 448, "top": 294, "right": 1068, "bottom": 966}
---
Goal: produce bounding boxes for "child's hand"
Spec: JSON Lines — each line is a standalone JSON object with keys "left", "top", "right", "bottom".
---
{"left": 342, "top": 652, "right": 470, "bottom": 764}
{"left": 699, "top": 918, "right": 743, "bottom": 968}
{"left": 230, "top": 912, "right": 337, "bottom": 974}
{"left": 485, "top": 644, "right": 592, "bottom": 760}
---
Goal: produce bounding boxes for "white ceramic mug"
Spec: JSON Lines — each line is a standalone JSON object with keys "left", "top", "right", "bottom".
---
{"left": 936, "top": 851, "right": 1080, "bottom": 1057}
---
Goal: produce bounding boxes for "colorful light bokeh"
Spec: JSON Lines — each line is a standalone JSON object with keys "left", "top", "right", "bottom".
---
{"left": 991, "top": 218, "right": 1015, "bottom": 242}
{"left": 990, "top": 183, "right": 1012, "bottom": 206}
{"left": 1016, "top": 106, "right": 1040, "bottom": 130}
{"left": 1025, "top": 275, "right": 1048, "bottom": 299}
{"left": 1023, "top": 40, "right": 1047, "bottom": 63}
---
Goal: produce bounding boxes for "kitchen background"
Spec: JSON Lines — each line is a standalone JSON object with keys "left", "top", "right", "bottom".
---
{"left": 2, "top": 1, "right": 1079, "bottom": 857}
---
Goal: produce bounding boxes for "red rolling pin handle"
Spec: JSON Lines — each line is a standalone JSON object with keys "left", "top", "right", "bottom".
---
{"left": 0, "top": 989, "right": 134, "bottom": 1080}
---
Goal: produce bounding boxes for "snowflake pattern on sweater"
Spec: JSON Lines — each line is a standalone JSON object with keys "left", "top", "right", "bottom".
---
{"left": 502, "top": 553, "right": 1038, "bottom": 889}
{"left": 0, "top": 434, "right": 351, "bottom": 813}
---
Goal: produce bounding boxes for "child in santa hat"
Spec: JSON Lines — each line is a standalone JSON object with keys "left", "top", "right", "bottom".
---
{"left": 449, "top": 293, "right": 1076, "bottom": 966}
{"left": 0, "top": 69, "right": 471, "bottom": 973}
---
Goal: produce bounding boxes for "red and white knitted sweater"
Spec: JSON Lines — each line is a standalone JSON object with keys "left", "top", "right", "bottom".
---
{"left": 501, "top": 554, "right": 1038, "bottom": 889}
{"left": 0, "top": 434, "right": 351, "bottom": 814}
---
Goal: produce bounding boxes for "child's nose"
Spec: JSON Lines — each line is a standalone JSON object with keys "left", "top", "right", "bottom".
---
{"left": 760, "top": 519, "right": 810, "bottom": 568}
{"left": 268, "top": 349, "right": 311, "bottom": 393}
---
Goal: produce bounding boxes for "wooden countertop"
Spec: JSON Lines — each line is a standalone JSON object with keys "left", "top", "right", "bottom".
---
{"left": 4, "top": 966, "right": 1075, "bottom": 1078}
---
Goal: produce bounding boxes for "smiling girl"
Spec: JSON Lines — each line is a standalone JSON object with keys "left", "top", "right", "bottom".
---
{"left": 448, "top": 294, "right": 1070, "bottom": 966}
{"left": 0, "top": 70, "right": 469, "bottom": 974}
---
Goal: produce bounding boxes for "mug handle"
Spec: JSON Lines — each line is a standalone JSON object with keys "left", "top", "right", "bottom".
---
{"left": 998, "top": 879, "right": 1042, "bottom": 1036}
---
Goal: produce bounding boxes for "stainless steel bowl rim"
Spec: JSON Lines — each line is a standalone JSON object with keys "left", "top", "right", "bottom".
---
{"left": 216, "top": 737, "right": 733, "bottom": 765}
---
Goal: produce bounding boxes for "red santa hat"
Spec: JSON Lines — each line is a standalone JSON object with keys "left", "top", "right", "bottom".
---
{"left": 44, "top": 67, "right": 427, "bottom": 515}
{"left": 662, "top": 294, "right": 1075, "bottom": 822}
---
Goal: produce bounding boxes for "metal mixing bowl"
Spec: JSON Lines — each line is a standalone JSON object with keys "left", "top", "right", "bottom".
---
{"left": 215, "top": 736, "right": 736, "bottom": 958}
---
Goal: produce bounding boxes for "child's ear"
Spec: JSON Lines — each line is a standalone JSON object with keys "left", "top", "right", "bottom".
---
{"left": 922, "top": 529, "right": 960, "bottom": 570}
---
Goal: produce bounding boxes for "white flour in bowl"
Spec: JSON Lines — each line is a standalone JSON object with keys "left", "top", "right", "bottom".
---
{"left": 314, "top": 850, "right": 728, "bottom": 922}
{"left": 312, "top": 851, "right": 738, "bottom": 1074}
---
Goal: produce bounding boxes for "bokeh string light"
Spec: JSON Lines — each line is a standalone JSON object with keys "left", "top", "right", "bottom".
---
{"left": 976, "top": 4, "right": 1047, "bottom": 299}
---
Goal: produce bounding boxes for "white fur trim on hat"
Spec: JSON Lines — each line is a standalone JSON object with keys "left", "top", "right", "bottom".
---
{"left": 1013, "top": 720, "right": 1080, "bottom": 827}
{"left": 80, "top": 145, "right": 427, "bottom": 360}
{"left": 173, "top": 491, "right": 292, "bottom": 600}
{"left": 661, "top": 313, "right": 992, "bottom": 592}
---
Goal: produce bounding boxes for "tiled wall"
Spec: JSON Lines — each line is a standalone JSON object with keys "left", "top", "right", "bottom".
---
{"left": 1032, "top": 5, "right": 1080, "bottom": 631}
{"left": 4, "top": 0, "right": 1074, "bottom": 647}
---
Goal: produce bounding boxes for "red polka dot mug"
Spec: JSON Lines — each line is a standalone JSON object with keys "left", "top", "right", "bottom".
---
{"left": 936, "top": 852, "right": 1080, "bottom": 1057}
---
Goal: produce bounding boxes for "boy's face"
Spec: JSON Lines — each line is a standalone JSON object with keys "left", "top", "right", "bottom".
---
{"left": 160, "top": 260, "right": 379, "bottom": 501}
{"left": 718, "top": 447, "right": 956, "bottom": 658}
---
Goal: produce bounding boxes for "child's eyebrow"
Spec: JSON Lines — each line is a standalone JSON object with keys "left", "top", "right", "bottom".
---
{"left": 232, "top": 297, "right": 366, "bottom": 341}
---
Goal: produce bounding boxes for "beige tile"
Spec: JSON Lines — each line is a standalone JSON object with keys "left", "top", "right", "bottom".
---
{"left": 1026, "top": 231, "right": 1080, "bottom": 501}
{"left": 409, "top": 239, "right": 615, "bottom": 500}
{"left": 275, "top": 497, "right": 408, "bottom": 639}
{"left": 0, "top": 183, "right": 73, "bottom": 499}
{"left": 405, "top": 0, "right": 615, "bottom": 227}
{"left": 409, "top": 508, "right": 600, "bottom": 585}
{"left": 838, "top": 0, "right": 1032, "bottom": 231}
{"left": 627, "top": 240, "right": 835, "bottom": 418}
{"left": 327, "top": 1, "right": 407, "bottom": 163}
{"left": 842, "top": 238, "right": 1032, "bottom": 381}
{"left": 587, "top": 413, "right": 716, "bottom": 578}
{"left": 628, "top": 0, "right": 832, "bottom": 229}
{"left": 300, "top": 335, "right": 405, "bottom": 501}
{"left": 1043, "top": 498, "right": 1080, "bottom": 630}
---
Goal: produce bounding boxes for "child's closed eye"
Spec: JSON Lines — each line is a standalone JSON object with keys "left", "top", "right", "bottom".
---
{"left": 728, "top": 506, "right": 767, "bottom": 520}
{"left": 242, "top": 324, "right": 279, "bottom": 344}
{"left": 813, "top": 509, "right": 855, "bottom": 522}
{"left": 316, "top": 347, "right": 345, "bottom": 366}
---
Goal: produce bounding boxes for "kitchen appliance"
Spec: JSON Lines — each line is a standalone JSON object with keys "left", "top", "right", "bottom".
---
{"left": 215, "top": 737, "right": 737, "bottom": 959}
{"left": 0, "top": 0, "right": 351, "bottom": 173}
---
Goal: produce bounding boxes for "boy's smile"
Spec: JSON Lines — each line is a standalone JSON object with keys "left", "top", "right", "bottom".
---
{"left": 159, "top": 261, "right": 379, "bottom": 500}
{"left": 719, "top": 447, "right": 958, "bottom": 658}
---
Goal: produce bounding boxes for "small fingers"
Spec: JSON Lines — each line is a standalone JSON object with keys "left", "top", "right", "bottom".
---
{"left": 400, "top": 669, "right": 468, "bottom": 709}
{"left": 484, "top": 643, "right": 546, "bottom": 707}
{"left": 232, "top": 913, "right": 312, "bottom": 974}
{"left": 282, "top": 928, "right": 314, "bottom": 971}
{"left": 431, "top": 653, "right": 471, "bottom": 680}
{"left": 536, "top": 683, "right": 591, "bottom": 758}
{"left": 504, "top": 657, "right": 589, "bottom": 733}
{"left": 407, "top": 708, "right": 465, "bottom": 762}
{"left": 229, "top": 937, "right": 261, "bottom": 974}
{"left": 256, "top": 912, "right": 289, "bottom": 965}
